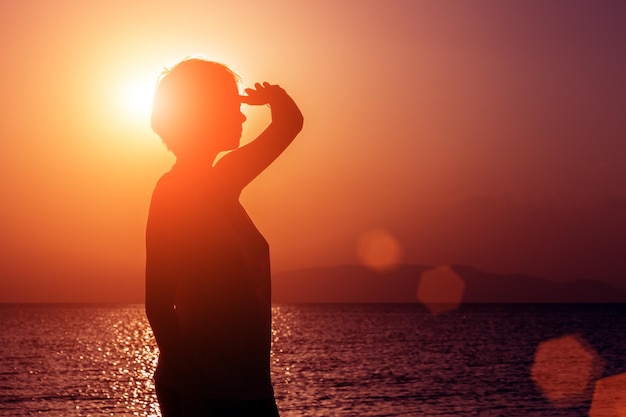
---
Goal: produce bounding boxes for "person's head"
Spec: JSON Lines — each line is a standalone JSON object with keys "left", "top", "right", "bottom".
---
{"left": 150, "top": 58, "right": 246, "bottom": 158}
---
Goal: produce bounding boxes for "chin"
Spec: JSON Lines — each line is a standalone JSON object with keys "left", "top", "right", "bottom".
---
{"left": 213, "top": 129, "right": 241, "bottom": 151}
{"left": 230, "top": 131, "right": 242, "bottom": 149}
{"left": 223, "top": 138, "right": 240, "bottom": 152}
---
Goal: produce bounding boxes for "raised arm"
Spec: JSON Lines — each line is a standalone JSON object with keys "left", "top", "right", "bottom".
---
{"left": 214, "top": 82, "right": 303, "bottom": 193}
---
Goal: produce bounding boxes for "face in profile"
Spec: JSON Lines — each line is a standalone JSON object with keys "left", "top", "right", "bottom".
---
{"left": 184, "top": 74, "right": 246, "bottom": 156}
{"left": 151, "top": 59, "right": 247, "bottom": 158}
{"left": 207, "top": 83, "right": 247, "bottom": 152}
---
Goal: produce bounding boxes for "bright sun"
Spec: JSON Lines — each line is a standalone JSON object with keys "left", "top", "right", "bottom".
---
{"left": 122, "top": 79, "right": 155, "bottom": 122}
{"left": 113, "top": 67, "right": 159, "bottom": 130}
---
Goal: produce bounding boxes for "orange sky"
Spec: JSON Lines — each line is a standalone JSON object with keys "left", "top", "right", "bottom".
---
{"left": 1, "top": 1, "right": 625, "bottom": 302}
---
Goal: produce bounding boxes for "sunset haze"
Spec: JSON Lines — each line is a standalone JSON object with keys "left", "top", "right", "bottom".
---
{"left": 1, "top": 1, "right": 625, "bottom": 302}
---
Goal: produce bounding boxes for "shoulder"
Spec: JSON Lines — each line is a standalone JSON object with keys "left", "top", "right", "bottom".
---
{"left": 149, "top": 170, "right": 200, "bottom": 212}
{"left": 148, "top": 170, "right": 234, "bottom": 224}
{"left": 147, "top": 171, "right": 188, "bottom": 231}
{"left": 151, "top": 170, "right": 181, "bottom": 201}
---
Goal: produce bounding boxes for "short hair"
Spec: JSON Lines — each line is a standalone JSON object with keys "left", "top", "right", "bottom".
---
{"left": 150, "top": 58, "right": 240, "bottom": 156}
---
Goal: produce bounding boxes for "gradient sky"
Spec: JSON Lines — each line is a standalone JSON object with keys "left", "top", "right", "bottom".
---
{"left": 1, "top": 1, "right": 625, "bottom": 302}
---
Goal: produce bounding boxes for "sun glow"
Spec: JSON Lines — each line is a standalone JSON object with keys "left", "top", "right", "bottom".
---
{"left": 121, "top": 78, "right": 156, "bottom": 123}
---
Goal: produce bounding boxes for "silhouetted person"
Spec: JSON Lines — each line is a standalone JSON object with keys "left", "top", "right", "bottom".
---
{"left": 145, "top": 58, "right": 303, "bottom": 417}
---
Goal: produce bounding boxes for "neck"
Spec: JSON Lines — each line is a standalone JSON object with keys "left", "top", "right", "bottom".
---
{"left": 173, "top": 151, "right": 218, "bottom": 174}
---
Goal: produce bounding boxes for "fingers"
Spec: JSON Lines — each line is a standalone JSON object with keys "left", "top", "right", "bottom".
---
{"left": 247, "top": 82, "right": 281, "bottom": 94}
{"left": 240, "top": 94, "right": 262, "bottom": 105}
{"left": 240, "top": 82, "right": 286, "bottom": 106}
{"left": 240, "top": 83, "right": 266, "bottom": 105}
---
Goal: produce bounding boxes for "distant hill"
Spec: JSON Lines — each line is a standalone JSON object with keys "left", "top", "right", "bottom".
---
{"left": 272, "top": 264, "right": 626, "bottom": 303}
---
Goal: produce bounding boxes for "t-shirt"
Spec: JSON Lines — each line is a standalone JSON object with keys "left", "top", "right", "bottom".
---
{"left": 146, "top": 165, "right": 273, "bottom": 400}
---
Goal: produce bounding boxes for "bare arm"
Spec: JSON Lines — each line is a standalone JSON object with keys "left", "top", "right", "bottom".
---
{"left": 144, "top": 189, "right": 186, "bottom": 360}
{"left": 145, "top": 265, "right": 181, "bottom": 357}
{"left": 145, "top": 209, "right": 205, "bottom": 409}
{"left": 214, "top": 82, "right": 304, "bottom": 193}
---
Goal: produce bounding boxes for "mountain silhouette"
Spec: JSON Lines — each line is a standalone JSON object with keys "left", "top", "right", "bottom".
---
{"left": 272, "top": 264, "right": 626, "bottom": 303}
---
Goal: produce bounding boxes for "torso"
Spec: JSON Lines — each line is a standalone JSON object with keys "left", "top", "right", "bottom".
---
{"left": 149, "top": 166, "right": 273, "bottom": 399}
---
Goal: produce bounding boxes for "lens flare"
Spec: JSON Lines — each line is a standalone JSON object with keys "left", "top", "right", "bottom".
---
{"left": 355, "top": 228, "right": 403, "bottom": 272}
{"left": 531, "top": 334, "right": 604, "bottom": 408}
{"left": 416, "top": 266, "right": 465, "bottom": 314}
{"left": 590, "top": 372, "right": 626, "bottom": 416}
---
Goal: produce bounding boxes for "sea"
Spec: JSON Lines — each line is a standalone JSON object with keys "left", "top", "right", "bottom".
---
{"left": 1, "top": 303, "right": 625, "bottom": 417}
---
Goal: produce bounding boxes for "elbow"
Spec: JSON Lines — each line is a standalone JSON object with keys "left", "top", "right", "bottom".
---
{"left": 295, "top": 113, "right": 304, "bottom": 133}
{"left": 276, "top": 117, "right": 303, "bottom": 139}
{"left": 285, "top": 105, "right": 304, "bottom": 135}
{"left": 145, "top": 292, "right": 170, "bottom": 324}
{"left": 145, "top": 300, "right": 174, "bottom": 332}
{"left": 145, "top": 299, "right": 159, "bottom": 324}
{"left": 288, "top": 113, "right": 304, "bottom": 136}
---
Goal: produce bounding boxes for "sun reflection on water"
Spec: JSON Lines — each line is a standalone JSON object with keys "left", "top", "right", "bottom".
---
{"left": 0, "top": 305, "right": 162, "bottom": 417}
{"left": 2, "top": 303, "right": 625, "bottom": 416}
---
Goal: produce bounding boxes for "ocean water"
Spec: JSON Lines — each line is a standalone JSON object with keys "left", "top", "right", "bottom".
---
{"left": 1, "top": 303, "right": 625, "bottom": 416}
